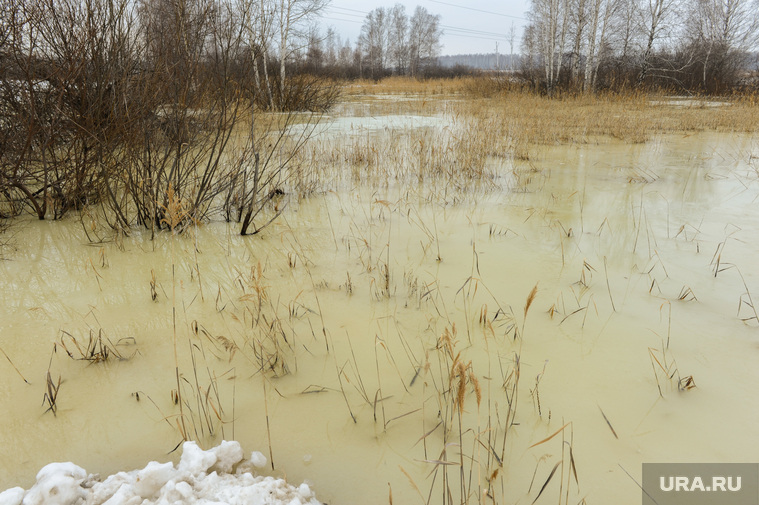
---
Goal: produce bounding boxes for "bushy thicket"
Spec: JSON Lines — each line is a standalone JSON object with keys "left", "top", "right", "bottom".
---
{"left": 0, "top": 0, "right": 336, "bottom": 235}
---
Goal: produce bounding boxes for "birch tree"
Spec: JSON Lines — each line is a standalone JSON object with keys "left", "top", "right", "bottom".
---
{"left": 685, "top": 0, "right": 759, "bottom": 90}
{"left": 527, "top": 0, "right": 571, "bottom": 92}
{"left": 277, "top": 0, "right": 327, "bottom": 101}
{"left": 584, "top": 0, "right": 618, "bottom": 90}
{"left": 408, "top": 6, "right": 441, "bottom": 76}
{"left": 359, "top": 7, "right": 389, "bottom": 78}
{"left": 634, "top": 0, "right": 681, "bottom": 86}
{"left": 569, "top": 0, "right": 589, "bottom": 87}
{"left": 246, "top": 0, "right": 276, "bottom": 109}
{"left": 388, "top": 4, "right": 409, "bottom": 74}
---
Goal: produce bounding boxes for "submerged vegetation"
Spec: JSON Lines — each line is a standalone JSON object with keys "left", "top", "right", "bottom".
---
{"left": 2, "top": 94, "right": 758, "bottom": 502}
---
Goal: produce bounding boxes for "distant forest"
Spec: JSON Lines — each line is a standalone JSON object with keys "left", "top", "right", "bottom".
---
{"left": 301, "top": 0, "right": 758, "bottom": 92}
{"left": 518, "top": 0, "right": 759, "bottom": 93}
{"left": 438, "top": 54, "right": 522, "bottom": 71}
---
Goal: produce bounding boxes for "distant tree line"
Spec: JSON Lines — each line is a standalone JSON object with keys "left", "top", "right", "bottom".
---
{"left": 522, "top": 0, "right": 759, "bottom": 93}
{"left": 438, "top": 53, "right": 523, "bottom": 71}
{"left": 297, "top": 4, "right": 444, "bottom": 79}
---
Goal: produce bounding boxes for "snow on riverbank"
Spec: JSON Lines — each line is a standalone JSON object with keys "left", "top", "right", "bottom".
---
{"left": 0, "top": 441, "right": 321, "bottom": 505}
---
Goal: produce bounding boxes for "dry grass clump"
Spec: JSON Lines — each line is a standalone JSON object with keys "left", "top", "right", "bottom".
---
{"left": 456, "top": 90, "right": 759, "bottom": 154}
{"left": 344, "top": 77, "right": 470, "bottom": 97}
{"left": 289, "top": 80, "right": 759, "bottom": 204}
{"left": 458, "top": 92, "right": 652, "bottom": 147}
{"left": 305, "top": 118, "right": 499, "bottom": 192}
{"left": 339, "top": 79, "right": 759, "bottom": 174}
{"left": 458, "top": 75, "right": 529, "bottom": 98}
{"left": 347, "top": 75, "right": 535, "bottom": 98}
{"left": 59, "top": 329, "right": 136, "bottom": 363}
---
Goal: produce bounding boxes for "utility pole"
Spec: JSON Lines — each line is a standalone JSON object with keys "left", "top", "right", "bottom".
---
{"left": 495, "top": 41, "right": 499, "bottom": 71}
{"left": 508, "top": 22, "right": 515, "bottom": 73}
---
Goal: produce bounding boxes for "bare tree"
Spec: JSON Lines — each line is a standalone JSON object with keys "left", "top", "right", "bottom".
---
{"left": 684, "top": 0, "right": 759, "bottom": 90}
{"left": 526, "top": 0, "right": 571, "bottom": 92}
{"left": 408, "top": 6, "right": 442, "bottom": 76}
{"left": 584, "top": 0, "right": 619, "bottom": 91}
{"left": 338, "top": 37, "right": 352, "bottom": 68}
{"left": 615, "top": 0, "right": 639, "bottom": 65}
{"left": 388, "top": 4, "right": 409, "bottom": 74}
{"left": 305, "top": 25, "right": 324, "bottom": 70}
{"left": 245, "top": 0, "right": 276, "bottom": 109}
{"left": 522, "top": 0, "right": 757, "bottom": 92}
{"left": 324, "top": 26, "right": 337, "bottom": 67}
{"left": 359, "top": 7, "right": 389, "bottom": 79}
{"left": 634, "top": 0, "right": 682, "bottom": 86}
{"left": 569, "top": 0, "right": 590, "bottom": 87}
{"left": 277, "top": 0, "right": 328, "bottom": 103}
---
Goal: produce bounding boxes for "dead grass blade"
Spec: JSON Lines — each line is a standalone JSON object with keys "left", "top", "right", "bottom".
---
{"left": 677, "top": 286, "right": 696, "bottom": 301}
{"left": 531, "top": 461, "right": 561, "bottom": 504}
{"left": 603, "top": 257, "right": 616, "bottom": 312}
{"left": 648, "top": 347, "right": 667, "bottom": 374}
{"left": 568, "top": 443, "right": 579, "bottom": 486}
{"left": 597, "top": 406, "right": 619, "bottom": 439}
{"left": 414, "top": 421, "right": 442, "bottom": 447}
{"left": 42, "top": 371, "right": 61, "bottom": 415}
{"left": 476, "top": 438, "right": 503, "bottom": 466}
{"left": 399, "top": 465, "right": 426, "bottom": 502}
{"left": 384, "top": 408, "right": 422, "bottom": 428}
{"left": 0, "top": 345, "right": 29, "bottom": 384}
{"left": 420, "top": 459, "right": 459, "bottom": 466}
{"left": 559, "top": 307, "right": 587, "bottom": 325}
{"left": 59, "top": 329, "right": 132, "bottom": 363}
{"left": 529, "top": 422, "right": 571, "bottom": 448}
{"left": 678, "top": 375, "right": 697, "bottom": 391}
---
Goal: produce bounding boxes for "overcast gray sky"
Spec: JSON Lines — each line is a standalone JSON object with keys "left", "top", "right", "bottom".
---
{"left": 321, "top": 0, "right": 530, "bottom": 56}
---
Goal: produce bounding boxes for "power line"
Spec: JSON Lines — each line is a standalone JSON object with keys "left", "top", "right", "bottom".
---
{"left": 428, "top": 0, "right": 526, "bottom": 21}
{"left": 325, "top": 9, "right": 365, "bottom": 19}
{"left": 445, "top": 33, "right": 509, "bottom": 42}
{"left": 326, "top": 2, "right": 521, "bottom": 46}
{"left": 322, "top": 16, "right": 364, "bottom": 25}
{"left": 441, "top": 25, "right": 510, "bottom": 38}
{"left": 329, "top": 6, "right": 369, "bottom": 16}
{"left": 328, "top": 9, "right": 510, "bottom": 39}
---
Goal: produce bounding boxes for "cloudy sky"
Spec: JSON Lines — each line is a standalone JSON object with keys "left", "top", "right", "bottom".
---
{"left": 320, "top": 0, "right": 530, "bottom": 56}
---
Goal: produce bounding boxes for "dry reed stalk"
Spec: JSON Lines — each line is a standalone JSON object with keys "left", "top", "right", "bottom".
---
{"left": 59, "top": 329, "right": 132, "bottom": 363}
{"left": 261, "top": 370, "right": 275, "bottom": 470}
{"left": 521, "top": 283, "right": 539, "bottom": 337}
{"left": 597, "top": 406, "right": 619, "bottom": 439}
{"left": 160, "top": 186, "right": 189, "bottom": 442}
{"left": 603, "top": 257, "right": 617, "bottom": 312}
{"left": 42, "top": 371, "right": 61, "bottom": 416}
{"left": 0, "top": 345, "right": 29, "bottom": 384}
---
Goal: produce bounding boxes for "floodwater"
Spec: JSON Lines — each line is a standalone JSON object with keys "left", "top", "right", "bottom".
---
{"left": 1, "top": 104, "right": 758, "bottom": 505}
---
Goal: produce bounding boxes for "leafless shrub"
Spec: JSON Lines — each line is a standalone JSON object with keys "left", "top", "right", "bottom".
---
{"left": 0, "top": 0, "right": 335, "bottom": 237}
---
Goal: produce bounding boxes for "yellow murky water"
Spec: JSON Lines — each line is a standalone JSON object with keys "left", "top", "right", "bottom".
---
{"left": 1, "top": 114, "right": 758, "bottom": 505}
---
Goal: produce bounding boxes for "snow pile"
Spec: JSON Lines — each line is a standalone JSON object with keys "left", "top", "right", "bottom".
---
{"left": 0, "top": 441, "right": 322, "bottom": 505}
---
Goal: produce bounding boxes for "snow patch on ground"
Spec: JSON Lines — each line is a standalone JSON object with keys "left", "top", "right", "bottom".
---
{"left": 0, "top": 441, "right": 321, "bottom": 505}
